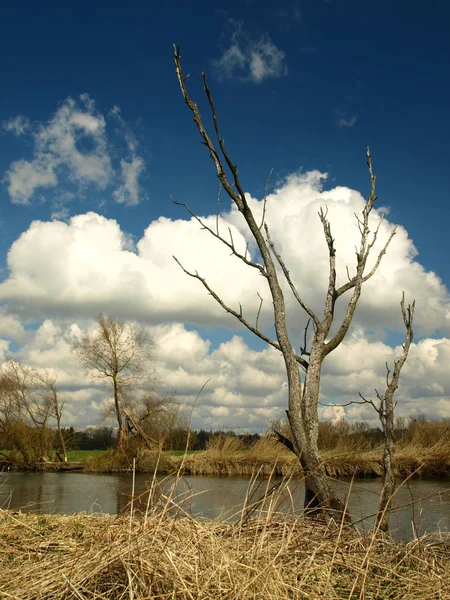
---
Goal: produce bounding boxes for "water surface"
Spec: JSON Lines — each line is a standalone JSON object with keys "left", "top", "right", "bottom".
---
{"left": 1, "top": 471, "right": 449, "bottom": 541}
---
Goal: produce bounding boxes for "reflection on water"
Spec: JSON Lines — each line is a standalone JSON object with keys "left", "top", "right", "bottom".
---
{"left": 1, "top": 471, "right": 449, "bottom": 541}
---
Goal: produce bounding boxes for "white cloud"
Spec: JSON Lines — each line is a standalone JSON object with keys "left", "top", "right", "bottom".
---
{"left": 336, "top": 112, "right": 358, "bottom": 128}
{"left": 5, "top": 159, "right": 58, "bottom": 204}
{"left": 0, "top": 308, "right": 26, "bottom": 342}
{"left": 1, "top": 115, "right": 31, "bottom": 136}
{"left": 2, "top": 95, "right": 146, "bottom": 207}
{"left": 0, "top": 340, "right": 10, "bottom": 364}
{"left": 214, "top": 26, "right": 287, "bottom": 83}
{"left": 0, "top": 164, "right": 449, "bottom": 429}
{"left": 113, "top": 156, "right": 145, "bottom": 206}
{"left": 110, "top": 106, "right": 146, "bottom": 206}
{"left": 0, "top": 210, "right": 266, "bottom": 326}
{"left": 0, "top": 171, "right": 449, "bottom": 339}
{"left": 4, "top": 318, "right": 450, "bottom": 430}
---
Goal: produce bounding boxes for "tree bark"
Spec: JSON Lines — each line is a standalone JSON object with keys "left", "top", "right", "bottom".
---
{"left": 377, "top": 424, "right": 395, "bottom": 532}
{"left": 56, "top": 413, "right": 67, "bottom": 462}
{"left": 113, "top": 376, "right": 127, "bottom": 450}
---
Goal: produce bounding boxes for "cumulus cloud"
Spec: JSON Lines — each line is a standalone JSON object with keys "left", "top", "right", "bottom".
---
{"left": 0, "top": 210, "right": 265, "bottom": 326}
{"left": 2, "top": 95, "right": 145, "bottom": 207}
{"left": 5, "top": 318, "right": 450, "bottom": 430}
{"left": 0, "top": 308, "right": 26, "bottom": 342}
{"left": 0, "top": 171, "right": 449, "bottom": 338}
{"left": 213, "top": 24, "right": 287, "bottom": 83}
{"left": 1, "top": 115, "right": 31, "bottom": 136}
{"left": 4, "top": 95, "right": 112, "bottom": 204}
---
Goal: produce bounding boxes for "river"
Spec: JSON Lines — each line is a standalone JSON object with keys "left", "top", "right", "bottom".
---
{"left": 1, "top": 471, "right": 449, "bottom": 541}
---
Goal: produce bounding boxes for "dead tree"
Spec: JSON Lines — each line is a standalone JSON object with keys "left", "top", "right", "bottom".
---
{"left": 173, "top": 46, "right": 396, "bottom": 519}
{"left": 359, "top": 293, "right": 415, "bottom": 532}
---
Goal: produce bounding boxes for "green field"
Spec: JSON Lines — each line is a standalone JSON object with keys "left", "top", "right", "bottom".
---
{"left": 64, "top": 449, "right": 109, "bottom": 462}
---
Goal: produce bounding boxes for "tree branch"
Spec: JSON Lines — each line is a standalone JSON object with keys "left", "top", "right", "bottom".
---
{"left": 323, "top": 149, "right": 396, "bottom": 356}
{"left": 259, "top": 168, "right": 274, "bottom": 230}
{"left": 318, "top": 206, "right": 337, "bottom": 328}
{"left": 202, "top": 69, "right": 248, "bottom": 206}
{"left": 171, "top": 196, "right": 267, "bottom": 276}
{"left": 264, "top": 223, "right": 320, "bottom": 328}
{"left": 173, "top": 256, "right": 309, "bottom": 370}
{"left": 173, "top": 45, "right": 244, "bottom": 210}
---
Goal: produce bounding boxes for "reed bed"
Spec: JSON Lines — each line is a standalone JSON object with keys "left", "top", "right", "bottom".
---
{"left": 178, "top": 437, "right": 450, "bottom": 478}
{"left": 73, "top": 430, "right": 450, "bottom": 478}
{"left": 1, "top": 498, "right": 449, "bottom": 600}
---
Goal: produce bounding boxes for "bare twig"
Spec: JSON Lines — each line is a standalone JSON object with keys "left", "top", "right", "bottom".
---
{"left": 259, "top": 168, "right": 274, "bottom": 230}
{"left": 171, "top": 196, "right": 267, "bottom": 275}
{"left": 216, "top": 183, "right": 221, "bottom": 235}
{"left": 300, "top": 318, "right": 312, "bottom": 357}
{"left": 255, "top": 292, "right": 264, "bottom": 331}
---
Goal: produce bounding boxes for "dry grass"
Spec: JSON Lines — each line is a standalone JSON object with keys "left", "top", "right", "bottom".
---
{"left": 84, "top": 448, "right": 178, "bottom": 474}
{"left": 68, "top": 428, "right": 450, "bottom": 478}
{"left": 1, "top": 493, "right": 450, "bottom": 600}
{"left": 180, "top": 436, "right": 450, "bottom": 479}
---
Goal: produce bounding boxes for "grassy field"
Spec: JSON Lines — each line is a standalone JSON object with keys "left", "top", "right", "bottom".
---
{"left": 1, "top": 492, "right": 449, "bottom": 599}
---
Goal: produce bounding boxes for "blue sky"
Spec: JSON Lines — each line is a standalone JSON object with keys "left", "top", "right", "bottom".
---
{"left": 0, "top": 0, "right": 449, "bottom": 430}
{"left": 1, "top": 0, "right": 449, "bottom": 274}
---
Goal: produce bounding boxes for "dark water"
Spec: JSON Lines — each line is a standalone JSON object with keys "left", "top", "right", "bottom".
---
{"left": 1, "top": 471, "right": 449, "bottom": 541}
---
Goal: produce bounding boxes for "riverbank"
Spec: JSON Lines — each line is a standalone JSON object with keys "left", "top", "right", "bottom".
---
{"left": 1, "top": 508, "right": 448, "bottom": 599}
{"left": 4, "top": 437, "right": 450, "bottom": 478}
{"left": 81, "top": 437, "right": 450, "bottom": 478}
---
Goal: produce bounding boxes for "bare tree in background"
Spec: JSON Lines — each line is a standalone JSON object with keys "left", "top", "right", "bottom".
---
{"left": 0, "top": 360, "right": 54, "bottom": 464}
{"left": 35, "top": 371, "right": 67, "bottom": 462}
{"left": 173, "top": 46, "right": 397, "bottom": 518}
{"left": 73, "top": 315, "right": 154, "bottom": 450}
{"left": 124, "top": 390, "right": 181, "bottom": 449}
{"left": 359, "top": 293, "right": 415, "bottom": 532}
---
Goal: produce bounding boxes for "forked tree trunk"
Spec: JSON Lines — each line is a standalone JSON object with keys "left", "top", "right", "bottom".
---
{"left": 286, "top": 351, "right": 348, "bottom": 518}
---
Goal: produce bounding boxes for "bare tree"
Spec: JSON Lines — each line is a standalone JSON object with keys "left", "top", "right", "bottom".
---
{"left": 73, "top": 315, "right": 154, "bottom": 450}
{"left": 125, "top": 390, "right": 182, "bottom": 450}
{"left": 35, "top": 371, "right": 67, "bottom": 462}
{"left": 173, "top": 46, "right": 397, "bottom": 519}
{"left": 359, "top": 293, "right": 415, "bottom": 532}
{"left": 0, "top": 360, "right": 54, "bottom": 464}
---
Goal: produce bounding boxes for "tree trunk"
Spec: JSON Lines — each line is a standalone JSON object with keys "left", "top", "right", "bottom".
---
{"left": 376, "top": 390, "right": 396, "bottom": 532}
{"left": 377, "top": 436, "right": 395, "bottom": 532}
{"left": 285, "top": 350, "right": 349, "bottom": 521}
{"left": 113, "top": 376, "right": 127, "bottom": 450}
{"left": 56, "top": 414, "right": 67, "bottom": 462}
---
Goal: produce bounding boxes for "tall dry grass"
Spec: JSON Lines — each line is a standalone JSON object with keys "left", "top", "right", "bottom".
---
{"left": 181, "top": 420, "right": 450, "bottom": 478}
{"left": 72, "top": 417, "right": 450, "bottom": 478}
{"left": 1, "top": 473, "right": 449, "bottom": 600}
